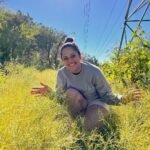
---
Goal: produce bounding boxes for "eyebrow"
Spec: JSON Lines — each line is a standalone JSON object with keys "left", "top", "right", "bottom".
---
{"left": 62, "top": 52, "right": 76, "bottom": 57}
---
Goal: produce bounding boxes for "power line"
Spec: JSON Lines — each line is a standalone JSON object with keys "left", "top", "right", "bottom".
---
{"left": 94, "top": 0, "right": 119, "bottom": 52}
{"left": 83, "top": 0, "right": 91, "bottom": 51}
{"left": 100, "top": 1, "right": 127, "bottom": 52}
{"left": 101, "top": 7, "right": 127, "bottom": 54}
{"left": 95, "top": 0, "right": 127, "bottom": 58}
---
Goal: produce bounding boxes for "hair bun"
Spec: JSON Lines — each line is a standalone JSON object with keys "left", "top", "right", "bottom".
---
{"left": 64, "top": 37, "right": 74, "bottom": 43}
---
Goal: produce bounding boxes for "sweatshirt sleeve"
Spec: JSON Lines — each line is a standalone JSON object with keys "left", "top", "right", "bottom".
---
{"left": 93, "top": 68, "right": 122, "bottom": 105}
{"left": 56, "top": 69, "right": 67, "bottom": 96}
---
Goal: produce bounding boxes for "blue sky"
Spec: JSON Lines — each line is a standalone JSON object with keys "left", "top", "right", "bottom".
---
{"left": 4, "top": 0, "right": 150, "bottom": 62}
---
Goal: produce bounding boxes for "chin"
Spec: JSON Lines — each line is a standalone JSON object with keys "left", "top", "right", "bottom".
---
{"left": 70, "top": 67, "right": 80, "bottom": 73}
{"left": 66, "top": 63, "right": 81, "bottom": 73}
{"left": 69, "top": 68, "right": 76, "bottom": 72}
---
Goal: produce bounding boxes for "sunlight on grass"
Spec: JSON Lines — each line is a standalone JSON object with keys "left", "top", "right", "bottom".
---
{"left": 0, "top": 63, "right": 150, "bottom": 149}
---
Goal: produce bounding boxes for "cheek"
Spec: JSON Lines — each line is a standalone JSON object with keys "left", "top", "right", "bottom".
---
{"left": 62, "top": 61, "right": 68, "bottom": 66}
{"left": 62, "top": 60, "right": 71, "bottom": 67}
{"left": 76, "top": 57, "right": 81, "bottom": 63}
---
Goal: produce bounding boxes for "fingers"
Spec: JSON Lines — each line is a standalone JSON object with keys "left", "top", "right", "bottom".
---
{"left": 133, "top": 95, "right": 141, "bottom": 100}
{"left": 31, "top": 89, "right": 41, "bottom": 95}
{"left": 40, "top": 82, "right": 48, "bottom": 87}
{"left": 125, "top": 87, "right": 143, "bottom": 103}
{"left": 31, "top": 87, "right": 48, "bottom": 96}
{"left": 133, "top": 92, "right": 142, "bottom": 99}
{"left": 133, "top": 91, "right": 142, "bottom": 96}
{"left": 31, "top": 83, "right": 50, "bottom": 96}
{"left": 32, "top": 87, "right": 42, "bottom": 90}
{"left": 31, "top": 89, "right": 46, "bottom": 96}
{"left": 133, "top": 89, "right": 142, "bottom": 95}
{"left": 129, "top": 88, "right": 142, "bottom": 94}
{"left": 32, "top": 92, "right": 45, "bottom": 97}
{"left": 129, "top": 88, "right": 141, "bottom": 93}
{"left": 130, "top": 88, "right": 142, "bottom": 101}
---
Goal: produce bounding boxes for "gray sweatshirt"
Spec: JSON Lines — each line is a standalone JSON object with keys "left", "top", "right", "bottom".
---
{"left": 56, "top": 62, "right": 121, "bottom": 105}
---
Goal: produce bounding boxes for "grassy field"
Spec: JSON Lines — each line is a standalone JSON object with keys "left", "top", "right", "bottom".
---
{"left": 0, "top": 63, "right": 150, "bottom": 150}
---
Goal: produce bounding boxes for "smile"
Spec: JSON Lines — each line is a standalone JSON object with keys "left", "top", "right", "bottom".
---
{"left": 69, "top": 63, "right": 76, "bottom": 67}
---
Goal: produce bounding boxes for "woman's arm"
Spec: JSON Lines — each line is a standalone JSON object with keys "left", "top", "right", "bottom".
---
{"left": 56, "top": 69, "right": 67, "bottom": 95}
{"left": 93, "top": 68, "right": 142, "bottom": 105}
{"left": 93, "top": 68, "right": 123, "bottom": 105}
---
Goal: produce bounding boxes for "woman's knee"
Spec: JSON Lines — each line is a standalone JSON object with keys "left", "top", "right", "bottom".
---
{"left": 66, "top": 88, "right": 87, "bottom": 117}
{"left": 66, "top": 88, "right": 84, "bottom": 100}
{"left": 66, "top": 88, "right": 86, "bottom": 104}
{"left": 84, "top": 105, "right": 109, "bottom": 130}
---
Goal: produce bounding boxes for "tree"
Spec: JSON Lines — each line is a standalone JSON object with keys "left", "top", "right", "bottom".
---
{"left": 0, "top": 9, "right": 39, "bottom": 64}
{"left": 35, "top": 25, "right": 66, "bottom": 69}
{"left": 82, "top": 53, "right": 99, "bottom": 66}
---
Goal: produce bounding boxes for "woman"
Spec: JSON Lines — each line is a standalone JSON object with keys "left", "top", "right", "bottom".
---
{"left": 31, "top": 37, "right": 141, "bottom": 130}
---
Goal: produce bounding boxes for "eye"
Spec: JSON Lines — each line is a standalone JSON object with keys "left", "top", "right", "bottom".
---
{"left": 63, "top": 57, "right": 69, "bottom": 61}
{"left": 70, "top": 54, "right": 76, "bottom": 59}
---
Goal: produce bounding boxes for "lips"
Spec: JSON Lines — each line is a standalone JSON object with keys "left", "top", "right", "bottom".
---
{"left": 69, "top": 63, "right": 76, "bottom": 67}
{"left": 67, "top": 62, "right": 81, "bottom": 73}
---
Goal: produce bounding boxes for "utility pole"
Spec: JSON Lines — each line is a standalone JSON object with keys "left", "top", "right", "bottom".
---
{"left": 118, "top": 0, "right": 150, "bottom": 58}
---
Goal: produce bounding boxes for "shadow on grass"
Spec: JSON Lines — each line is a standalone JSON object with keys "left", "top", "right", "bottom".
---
{"left": 70, "top": 111, "right": 120, "bottom": 150}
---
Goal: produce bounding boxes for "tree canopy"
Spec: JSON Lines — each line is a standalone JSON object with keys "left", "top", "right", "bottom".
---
{"left": 0, "top": 8, "right": 66, "bottom": 69}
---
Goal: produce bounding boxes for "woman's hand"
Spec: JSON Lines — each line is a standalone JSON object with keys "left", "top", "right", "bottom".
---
{"left": 31, "top": 82, "right": 52, "bottom": 96}
{"left": 123, "top": 87, "right": 142, "bottom": 104}
{"left": 129, "top": 88, "right": 142, "bottom": 101}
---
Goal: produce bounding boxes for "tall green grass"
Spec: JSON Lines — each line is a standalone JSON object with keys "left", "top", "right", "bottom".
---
{"left": 0, "top": 63, "right": 150, "bottom": 150}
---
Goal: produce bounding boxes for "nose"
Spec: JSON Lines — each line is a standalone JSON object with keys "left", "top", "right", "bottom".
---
{"left": 68, "top": 59, "right": 74, "bottom": 64}
{"left": 67, "top": 56, "right": 74, "bottom": 62}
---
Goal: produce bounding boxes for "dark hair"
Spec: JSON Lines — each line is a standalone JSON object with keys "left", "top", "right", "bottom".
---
{"left": 60, "top": 37, "right": 81, "bottom": 59}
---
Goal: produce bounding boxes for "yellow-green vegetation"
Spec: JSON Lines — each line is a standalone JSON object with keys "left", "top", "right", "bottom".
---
{"left": 0, "top": 63, "right": 150, "bottom": 150}
{"left": 0, "top": 64, "right": 76, "bottom": 149}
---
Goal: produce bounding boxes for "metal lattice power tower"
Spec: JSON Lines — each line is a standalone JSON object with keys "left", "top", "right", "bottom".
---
{"left": 118, "top": 0, "right": 150, "bottom": 57}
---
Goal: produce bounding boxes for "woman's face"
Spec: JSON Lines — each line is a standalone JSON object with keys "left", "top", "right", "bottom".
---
{"left": 61, "top": 47, "right": 81, "bottom": 73}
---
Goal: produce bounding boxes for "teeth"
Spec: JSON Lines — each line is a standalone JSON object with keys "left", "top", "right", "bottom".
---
{"left": 69, "top": 63, "right": 75, "bottom": 67}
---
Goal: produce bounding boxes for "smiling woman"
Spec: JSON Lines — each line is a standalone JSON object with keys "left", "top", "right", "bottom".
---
{"left": 60, "top": 37, "right": 82, "bottom": 73}
{"left": 31, "top": 37, "right": 142, "bottom": 131}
